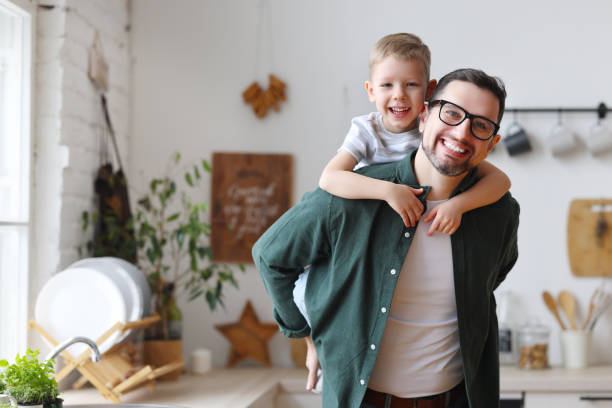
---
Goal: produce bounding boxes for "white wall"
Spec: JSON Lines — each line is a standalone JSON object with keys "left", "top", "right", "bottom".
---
{"left": 31, "top": 0, "right": 131, "bottom": 352}
{"left": 130, "top": 0, "right": 612, "bottom": 368}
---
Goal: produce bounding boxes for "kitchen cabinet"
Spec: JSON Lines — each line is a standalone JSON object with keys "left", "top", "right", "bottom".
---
{"left": 501, "top": 365, "right": 612, "bottom": 408}
{"left": 525, "top": 393, "right": 612, "bottom": 407}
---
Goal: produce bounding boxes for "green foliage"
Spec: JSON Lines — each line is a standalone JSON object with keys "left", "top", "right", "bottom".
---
{"left": 80, "top": 154, "right": 245, "bottom": 340}
{"left": 0, "top": 349, "right": 58, "bottom": 405}
{"left": 78, "top": 210, "right": 138, "bottom": 262}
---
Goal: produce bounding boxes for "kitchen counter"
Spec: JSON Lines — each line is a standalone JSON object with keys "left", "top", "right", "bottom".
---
{"left": 60, "top": 365, "right": 612, "bottom": 407}
{"left": 61, "top": 367, "right": 314, "bottom": 407}
{"left": 501, "top": 364, "right": 612, "bottom": 392}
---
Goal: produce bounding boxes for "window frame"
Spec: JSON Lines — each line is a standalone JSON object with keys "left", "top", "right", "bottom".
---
{"left": 0, "top": 0, "right": 34, "bottom": 359}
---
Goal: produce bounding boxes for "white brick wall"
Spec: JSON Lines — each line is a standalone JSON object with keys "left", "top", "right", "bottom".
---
{"left": 30, "top": 0, "right": 131, "bottom": 350}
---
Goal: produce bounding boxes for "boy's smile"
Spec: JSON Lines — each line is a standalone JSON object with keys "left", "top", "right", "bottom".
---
{"left": 365, "top": 56, "right": 433, "bottom": 134}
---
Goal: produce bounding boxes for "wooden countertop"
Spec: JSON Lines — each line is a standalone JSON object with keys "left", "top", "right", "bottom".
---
{"left": 60, "top": 365, "right": 612, "bottom": 407}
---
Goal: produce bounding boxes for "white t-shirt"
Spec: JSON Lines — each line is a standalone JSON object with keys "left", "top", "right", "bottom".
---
{"left": 340, "top": 112, "right": 421, "bottom": 169}
{"left": 368, "top": 200, "right": 463, "bottom": 397}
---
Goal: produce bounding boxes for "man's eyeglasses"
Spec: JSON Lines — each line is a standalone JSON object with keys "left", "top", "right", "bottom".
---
{"left": 428, "top": 99, "right": 500, "bottom": 141}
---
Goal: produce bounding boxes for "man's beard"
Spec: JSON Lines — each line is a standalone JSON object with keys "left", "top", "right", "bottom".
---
{"left": 422, "top": 136, "right": 472, "bottom": 177}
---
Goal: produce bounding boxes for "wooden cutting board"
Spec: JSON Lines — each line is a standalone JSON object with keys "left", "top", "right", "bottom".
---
{"left": 567, "top": 199, "right": 612, "bottom": 276}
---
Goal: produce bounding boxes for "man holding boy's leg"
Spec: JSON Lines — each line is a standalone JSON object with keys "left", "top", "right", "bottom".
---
{"left": 253, "top": 68, "right": 519, "bottom": 408}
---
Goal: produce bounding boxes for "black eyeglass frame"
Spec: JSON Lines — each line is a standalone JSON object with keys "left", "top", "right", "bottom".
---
{"left": 428, "top": 99, "right": 500, "bottom": 141}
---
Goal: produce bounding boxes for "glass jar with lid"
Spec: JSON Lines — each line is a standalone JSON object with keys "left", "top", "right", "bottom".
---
{"left": 517, "top": 319, "right": 550, "bottom": 369}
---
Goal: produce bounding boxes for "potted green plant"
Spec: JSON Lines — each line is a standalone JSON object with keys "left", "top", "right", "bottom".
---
{"left": 81, "top": 153, "right": 244, "bottom": 378}
{"left": 0, "top": 349, "right": 62, "bottom": 408}
{"left": 135, "top": 153, "right": 244, "bottom": 339}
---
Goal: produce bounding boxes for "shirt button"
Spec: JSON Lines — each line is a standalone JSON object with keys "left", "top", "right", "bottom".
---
{"left": 404, "top": 231, "right": 410, "bottom": 238}
{"left": 370, "top": 344, "right": 376, "bottom": 350}
{"left": 360, "top": 379, "right": 365, "bottom": 386}
{"left": 381, "top": 307, "right": 387, "bottom": 313}
{"left": 390, "top": 269, "right": 397, "bottom": 275}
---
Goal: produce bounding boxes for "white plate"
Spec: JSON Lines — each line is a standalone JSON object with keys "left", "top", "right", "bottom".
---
{"left": 69, "top": 257, "right": 151, "bottom": 316}
{"left": 101, "top": 257, "right": 151, "bottom": 317}
{"left": 67, "top": 258, "right": 145, "bottom": 343}
{"left": 35, "top": 267, "right": 127, "bottom": 355}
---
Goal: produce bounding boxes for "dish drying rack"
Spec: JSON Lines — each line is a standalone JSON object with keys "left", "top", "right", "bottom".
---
{"left": 29, "top": 315, "right": 185, "bottom": 403}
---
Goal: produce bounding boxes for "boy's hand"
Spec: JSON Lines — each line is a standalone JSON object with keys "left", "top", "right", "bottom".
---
{"left": 385, "top": 184, "right": 424, "bottom": 227}
{"left": 424, "top": 200, "right": 463, "bottom": 236}
{"left": 305, "top": 336, "right": 321, "bottom": 391}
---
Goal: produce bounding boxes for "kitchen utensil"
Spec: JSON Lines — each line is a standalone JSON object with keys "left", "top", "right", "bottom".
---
{"left": 558, "top": 290, "right": 578, "bottom": 330}
{"left": 585, "top": 121, "right": 612, "bottom": 155}
{"left": 582, "top": 287, "right": 600, "bottom": 330}
{"left": 504, "top": 122, "right": 532, "bottom": 156}
{"left": 586, "top": 288, "right": 612, "bottom": 331}
{"left": 567, "top": 199, "right": 612, "bottom": 277}
{"left": 35, "top": 267, "right": 127, "bottom": 355}
{"left": 548, "top": 122, "right": 578, "bottom": 156}
{"left": 561, "top": 330, "right": 590, "bottom": 369}
{"left": 542, "top": 291, "right": 567, "bottom": 330}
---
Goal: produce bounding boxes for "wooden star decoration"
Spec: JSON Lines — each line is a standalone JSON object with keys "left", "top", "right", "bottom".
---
{"left": 215, "top": 300, "right": 278, "bottom": 367}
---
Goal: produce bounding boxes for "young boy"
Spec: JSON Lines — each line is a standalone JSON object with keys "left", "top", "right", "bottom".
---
{"left": 295, "top": 33, "right": 511, "bottom": 391}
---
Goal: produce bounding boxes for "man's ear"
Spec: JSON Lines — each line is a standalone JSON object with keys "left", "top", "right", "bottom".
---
{"left": 424, "top": 79, "right": 437, "bottom": 101}
{"left": 419, "top": 105, "right": 429, "bottom": 133}
{"left": 487, "top": 134, "right": 501, "bottom": 153}
{"left": 365, "top": 80, "right": 376, "bottom": 102}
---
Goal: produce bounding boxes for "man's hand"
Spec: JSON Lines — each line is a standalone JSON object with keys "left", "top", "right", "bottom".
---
{"left": 384, "top": 183, "right": 424, "bottom": 227}
{"left": 304, "top": 336, "right": 321, "bottom": 391}
{"left": 424, "top": 200, "right": 463, "bottom": 235}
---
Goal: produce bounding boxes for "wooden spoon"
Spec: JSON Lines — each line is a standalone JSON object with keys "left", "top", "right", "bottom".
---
{"left": 542, "top": 291, "right": 567, "bottom": 330}
{"left": 558, "top": 290, "right": 578, "bottom": 330}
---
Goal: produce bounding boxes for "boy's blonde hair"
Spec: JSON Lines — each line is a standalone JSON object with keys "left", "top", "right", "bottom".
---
{"left": 369, "top": 33, "right": 431, "bottom": 81}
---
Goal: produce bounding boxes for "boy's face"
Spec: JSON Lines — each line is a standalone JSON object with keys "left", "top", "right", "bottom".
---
{"left": 365, "top": 56, "right": 435, "bottom": 134}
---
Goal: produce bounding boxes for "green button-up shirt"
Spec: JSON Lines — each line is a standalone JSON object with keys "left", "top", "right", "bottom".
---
{"left": 252, "top": 150, "right": 520, "bottom": 408}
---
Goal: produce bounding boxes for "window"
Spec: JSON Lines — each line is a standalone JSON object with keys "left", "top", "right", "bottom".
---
{"left": 0, "top": 0, "right": 32, "bottom": 359}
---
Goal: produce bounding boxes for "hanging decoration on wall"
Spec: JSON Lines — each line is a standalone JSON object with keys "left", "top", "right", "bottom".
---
{"left": 88, "top": 31, "right": 109, "bottom": 93}
{"left": 242, "top": 74, "right": 287, "bottom": 118}
{"left": 242, "top": 0, "right": 287, "bottom": 119}
{"left": 211, "top": 152, "right": 293, "bottom": 263}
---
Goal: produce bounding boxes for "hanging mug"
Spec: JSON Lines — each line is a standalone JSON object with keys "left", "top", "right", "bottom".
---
{"left": 585, "top": 121, "right": 612, "bottom": 155}
{"left": 548, "top": 123, "right": 578, "bottom": 156}
{"left": 504, "top": 122, "right": 532, "bottom": 156}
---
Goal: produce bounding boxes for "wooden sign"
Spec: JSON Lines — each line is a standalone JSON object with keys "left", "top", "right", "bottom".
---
{"left": 211, "top": 152, "right": 293, "bottom": 263}
{"left": 567, "top": 199, "right": 612, "bottom": 276}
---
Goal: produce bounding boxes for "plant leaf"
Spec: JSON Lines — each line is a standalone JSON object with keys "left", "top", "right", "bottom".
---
{"left": 166, "top": 213, "right": 180, "bottom": 222}
{"left": 185, "top": 172, "right": 193, "bottom": 187}
{"left": 205, "top": 290, "right": 217, "bottom": 310}
{"left": 202, "top": 159, "right": 211, "bottom": 172}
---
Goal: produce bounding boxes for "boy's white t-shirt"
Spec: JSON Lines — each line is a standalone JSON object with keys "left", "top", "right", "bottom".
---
{"left": 340, "top": 112, "right": 421, "bottom": 169}
{"left": 294, "top": 111, "right": 421, "bottom": 324}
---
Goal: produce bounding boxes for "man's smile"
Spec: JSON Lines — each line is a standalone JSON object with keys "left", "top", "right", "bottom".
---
{"left": 439, "top": 137, "right": 471, "bottom": 157}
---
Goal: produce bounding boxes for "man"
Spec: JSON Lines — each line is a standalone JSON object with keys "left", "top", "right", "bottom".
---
{"left": 253, "top": 68, "right": 520, "bottom": 408}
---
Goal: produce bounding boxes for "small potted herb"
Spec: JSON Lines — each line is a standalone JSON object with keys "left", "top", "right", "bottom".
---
{"left": 0, "top": 349, "right": 61, "bottom": 408}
